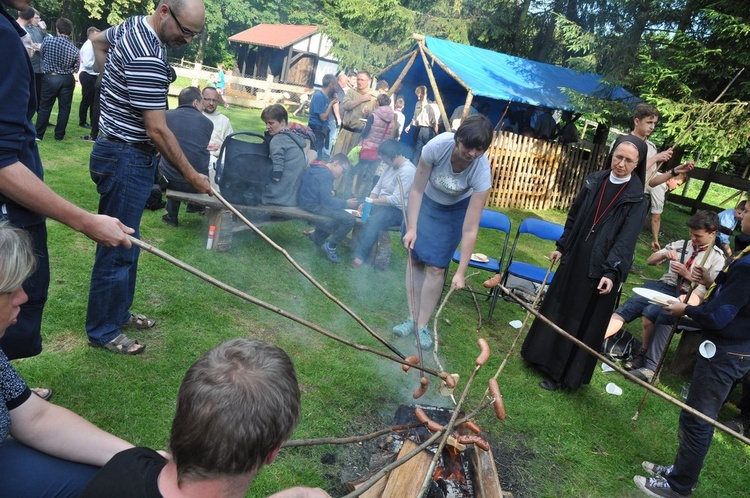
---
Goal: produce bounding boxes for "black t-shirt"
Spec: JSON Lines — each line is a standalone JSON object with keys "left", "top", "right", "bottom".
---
{"left": 80, "top": 447, "right": 165, "bottom": 498}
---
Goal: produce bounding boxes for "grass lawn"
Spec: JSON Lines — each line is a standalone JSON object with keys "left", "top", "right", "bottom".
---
{"left": 14, "top": 93, "right": 750, "bottom": 497}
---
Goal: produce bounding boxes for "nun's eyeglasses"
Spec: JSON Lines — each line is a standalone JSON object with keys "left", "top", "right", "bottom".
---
{"left": 613, "top": 154, "right": 637, "bottom": 166}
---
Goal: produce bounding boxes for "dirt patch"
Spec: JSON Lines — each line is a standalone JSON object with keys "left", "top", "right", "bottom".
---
{"left": 43, "top": 331, "right": 81, "bottom": 353}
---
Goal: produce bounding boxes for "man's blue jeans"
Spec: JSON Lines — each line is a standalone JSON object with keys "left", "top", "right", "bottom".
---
{"left": 667, "top": 339, "right": 750, "bottom": 495}
{"left": 354, "top": 205, "right": 403, "bottom": 262}
{"left": 86, "top": 139, "right": 155, "bottom": 345}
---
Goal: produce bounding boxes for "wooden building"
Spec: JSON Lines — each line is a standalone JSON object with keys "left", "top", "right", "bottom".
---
{"left": 229, "top": 24, "right": 338, "bottom": 88}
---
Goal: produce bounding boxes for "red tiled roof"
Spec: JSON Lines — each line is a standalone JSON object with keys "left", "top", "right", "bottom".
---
{"left": 228, "top": 24, "right": 319, "bottom": 49}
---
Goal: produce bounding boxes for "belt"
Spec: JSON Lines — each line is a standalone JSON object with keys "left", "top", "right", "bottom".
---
{"left": 101, "top": 135, "right": 157, "bottom": 155}
{"left": 341, "top": 125, "right": 363, "bottom": 133}
{"left": 46, "top": 72, "right": 73, "bottom": 76}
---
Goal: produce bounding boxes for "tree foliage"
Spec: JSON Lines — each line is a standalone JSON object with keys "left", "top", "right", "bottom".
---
{"left": 26, "top": 0, "right": 750, "bottom": 160}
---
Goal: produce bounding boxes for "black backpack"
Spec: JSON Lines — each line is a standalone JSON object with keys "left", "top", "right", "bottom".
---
{"left": 215, "top": 132, "right": 273, "bottom": 206}
{"left": 601, "top": 329, "right": 642, "bottom": 361}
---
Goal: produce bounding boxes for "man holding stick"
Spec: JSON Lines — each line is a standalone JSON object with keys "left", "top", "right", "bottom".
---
{"left": 634, "top": 205, "right": 750, "bottom": 498}
{"left": 85, "top": 0, "right": 211, "bottom": 354}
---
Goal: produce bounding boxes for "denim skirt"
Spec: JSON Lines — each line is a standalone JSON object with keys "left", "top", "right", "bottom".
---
{"left": 408, "top": 194, "right": 470, "bottom": 268}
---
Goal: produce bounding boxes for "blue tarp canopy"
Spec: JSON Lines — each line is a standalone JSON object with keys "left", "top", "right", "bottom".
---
{"left": 379, "top": 36, "right": 637, "bottom": 113}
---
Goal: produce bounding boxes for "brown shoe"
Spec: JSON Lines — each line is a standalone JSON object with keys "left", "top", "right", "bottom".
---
{"left": 483, "top": 273, "right": 502, "bottom": 288}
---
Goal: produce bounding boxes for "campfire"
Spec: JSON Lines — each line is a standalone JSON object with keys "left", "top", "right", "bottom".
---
{"left": 345, "top": 405, "right": 507, "bottom": 498}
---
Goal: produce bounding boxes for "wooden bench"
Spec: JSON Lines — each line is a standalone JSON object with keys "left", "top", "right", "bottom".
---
{"left": 166, "top": 190, "right": 399, "bottom": 262}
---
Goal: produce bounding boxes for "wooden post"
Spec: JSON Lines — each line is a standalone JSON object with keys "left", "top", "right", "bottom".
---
{"left": 417, "top": 42, "right": 450, "bottom": 132}
{"left": 388, "top": 51, "right": 418, "bottom": 98}
{"left": 692, "top": 158, "right": 719, "bottom": 214}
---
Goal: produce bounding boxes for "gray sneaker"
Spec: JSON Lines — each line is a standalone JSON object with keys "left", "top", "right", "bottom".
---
{"left": 634, "top": 475, "right": 691, "bottom": 497}
{"left": 321, "top": 242, "right": 340, "bottom": 263}
{"left": 642, "top": 461, "right": 674, "bottom": 477}
{"left": 631, "top": 367, "right": 655, "bottom": 382}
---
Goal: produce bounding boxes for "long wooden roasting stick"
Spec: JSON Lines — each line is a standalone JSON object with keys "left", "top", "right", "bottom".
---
{"left": 282, "top": 423, "right": 422, "bottom": 448}
{"left": 670, "top": 68, "right": 744, "bottom": 148}
{"left": 432, "top": 271, "right": 480, "bottom": 374}
{"left": 130, "top": 236, "right": 439, "bottom": 377}
{"left": 498, "top": 281, "right": 750, "bottom": 446}
{"left": 490, "top": 259, "right": 556, "bottom": 383}
{"left": 211, "top": 188, "right": 407, "bottom": 360}
{"left": 632, "top": 232, "right": 717, "bottom": 421}
{"left": 416, "top": 339, "right": 491, "bottom": 498}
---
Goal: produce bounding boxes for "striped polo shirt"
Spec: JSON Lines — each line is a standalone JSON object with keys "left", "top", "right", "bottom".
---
{"left": 99, "top": 16, "right": 171, "bottom": 143}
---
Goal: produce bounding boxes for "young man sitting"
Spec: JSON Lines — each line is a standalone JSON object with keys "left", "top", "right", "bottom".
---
{"left": 297, "top": 153, "right": 357, "bottom": 263}
{"left": 602, "top": 211, "right": 726, "bottom": 373}
{"left": 80, "top": 338, "right": 329, "bottom": 498}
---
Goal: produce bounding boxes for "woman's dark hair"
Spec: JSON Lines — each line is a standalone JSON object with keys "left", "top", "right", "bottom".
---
{"left": 376, "top": 93, "right": 391, "bottom": 107}
{"left": 261, "top": 104, "right": 288, "bottom": 124}
{"left": 378, "top": 139, "right": 401, "bottom": 160}
{"left": 454, "top": 114, "right": 493, "bottom": 151}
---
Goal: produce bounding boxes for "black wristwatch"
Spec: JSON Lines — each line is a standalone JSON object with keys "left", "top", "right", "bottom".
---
{"left": 670, "top": 168, "right": 678, "bottom": 176}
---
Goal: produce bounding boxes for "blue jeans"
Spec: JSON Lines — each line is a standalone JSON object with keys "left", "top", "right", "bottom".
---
{"left": 86, "top": 139, "right": 156, "bottom": 345}
{"left": 35, "top": 73, "right": 75, "bottom": 140}
{"left": 0, "top": 223, "right": 48, "bottom": 359}
{"left": 354, "top": 205, "right": 402, "bottom": 262}
{"left": 667, "top": 340, "right": 750, "bottom": 495}
{"left": 613, "top": 280, "right": 677, "bottom": 323}
{"left": 0, "top": 438, "right": 99, "bottom": 497}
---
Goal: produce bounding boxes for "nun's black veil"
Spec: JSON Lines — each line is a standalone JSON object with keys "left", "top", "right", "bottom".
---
{"left": 606, "top": 134, "right": 649, "bottom": 187}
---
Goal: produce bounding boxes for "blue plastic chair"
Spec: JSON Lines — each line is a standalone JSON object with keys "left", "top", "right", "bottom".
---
{"left": 502, "top": 218, "right": 564, "bottom": 297}
{"left": 451, "top": 209, "right": 511, "bottom": 319}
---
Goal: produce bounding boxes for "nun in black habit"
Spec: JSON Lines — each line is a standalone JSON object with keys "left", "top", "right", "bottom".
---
{"left": 521, "top": 134, "right": 649, "bottom": 390}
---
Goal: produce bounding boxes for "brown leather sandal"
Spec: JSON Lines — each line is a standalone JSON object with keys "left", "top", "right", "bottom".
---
{"left": 122, "top": 313, "right": 156, "bottom": 329}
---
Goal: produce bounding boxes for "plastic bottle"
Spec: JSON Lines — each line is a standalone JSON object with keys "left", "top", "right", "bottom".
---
{"left": 361, "top": 198, "right": 373, "bottom": 222}
{"left": 206, "top": 225, "right": 216, "bottom": 250}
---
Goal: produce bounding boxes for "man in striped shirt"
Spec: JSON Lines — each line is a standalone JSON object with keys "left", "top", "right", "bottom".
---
{"left": 86, "top": 0, "right": 211, "bottom": 355}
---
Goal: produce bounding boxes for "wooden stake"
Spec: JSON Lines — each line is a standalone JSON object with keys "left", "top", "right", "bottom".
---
{"left": 497, "top": 282, "right": 750, "bottom": 446}
{"left": 211, "top": 189, "right": 406, "bottom": 360}
{"left": 130, "top": 236, "right": 441, "bottom": 378}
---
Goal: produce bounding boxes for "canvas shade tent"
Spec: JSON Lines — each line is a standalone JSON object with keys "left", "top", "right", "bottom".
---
{"left": 378, "top": 34, "right": 638, "bottom": 133}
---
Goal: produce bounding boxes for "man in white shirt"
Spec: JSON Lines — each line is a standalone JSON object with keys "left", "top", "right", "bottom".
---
{"left": 78, "top": 26, "right": 100, "bottom": 135}
{"left": 201, "top": 86, "right": 233, "bottom": 186}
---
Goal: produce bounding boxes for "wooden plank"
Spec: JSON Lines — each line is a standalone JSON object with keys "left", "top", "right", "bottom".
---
{"left": 353, "top": 475, "right": 388, "bottom": 498}
{"left": 381, "top": 439, "right": 433, "bottom": 498}
{"left": 471, "top": 445, "right": 504, "bottom": 498}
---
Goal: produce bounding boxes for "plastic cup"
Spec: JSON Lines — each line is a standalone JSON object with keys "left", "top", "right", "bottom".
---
{"left": 698, "top": 340, "right": 716, "bottom": 359}
{"left": 605, "top": 382, "right": 623, "bottom": 395}
{"left": 601, "top": 363, "right": 615, "bottom": 373}
{"left": 509, "top": 320, "right": 523, "bottom": 329}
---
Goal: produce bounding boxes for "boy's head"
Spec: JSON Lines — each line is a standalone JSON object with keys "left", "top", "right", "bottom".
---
{"left": 734, "top": 201, "right": 746, "bottom": 220}
{"left": 169, "top": 339, "right": 300, "bottom": 485}
{"left": 686, "top": 211, "right": 719, "bottom": 247}
{"left": 395, "top": 97, "right": 404, "bottom": 111}
{"left": 665, "top": 172, "right": 686, "bottom": 191}
{"left": 327, "top": 153, "right": 351, "bottom": 179}
{"left": 632, "top": 103, "right": 659, "bottom": 139}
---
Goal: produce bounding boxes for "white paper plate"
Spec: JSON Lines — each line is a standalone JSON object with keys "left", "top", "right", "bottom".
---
{"left": 344, "top": 209, "right": 361, "bottom": 218}
{"left": 632, "top": 287, "right": 676, "bottom": 306}
{"left": 470, "top": 253, "right": 489, "bottom": 263}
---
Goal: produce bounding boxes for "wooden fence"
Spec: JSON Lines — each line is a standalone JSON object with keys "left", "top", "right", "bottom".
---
{"left": 485, "top": 131, "right": 608, "bottom": 211}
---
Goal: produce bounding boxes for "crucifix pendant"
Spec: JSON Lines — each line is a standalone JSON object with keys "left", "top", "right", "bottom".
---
{"left": 586, "top": 226, "right": 596, "bottom": 241}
